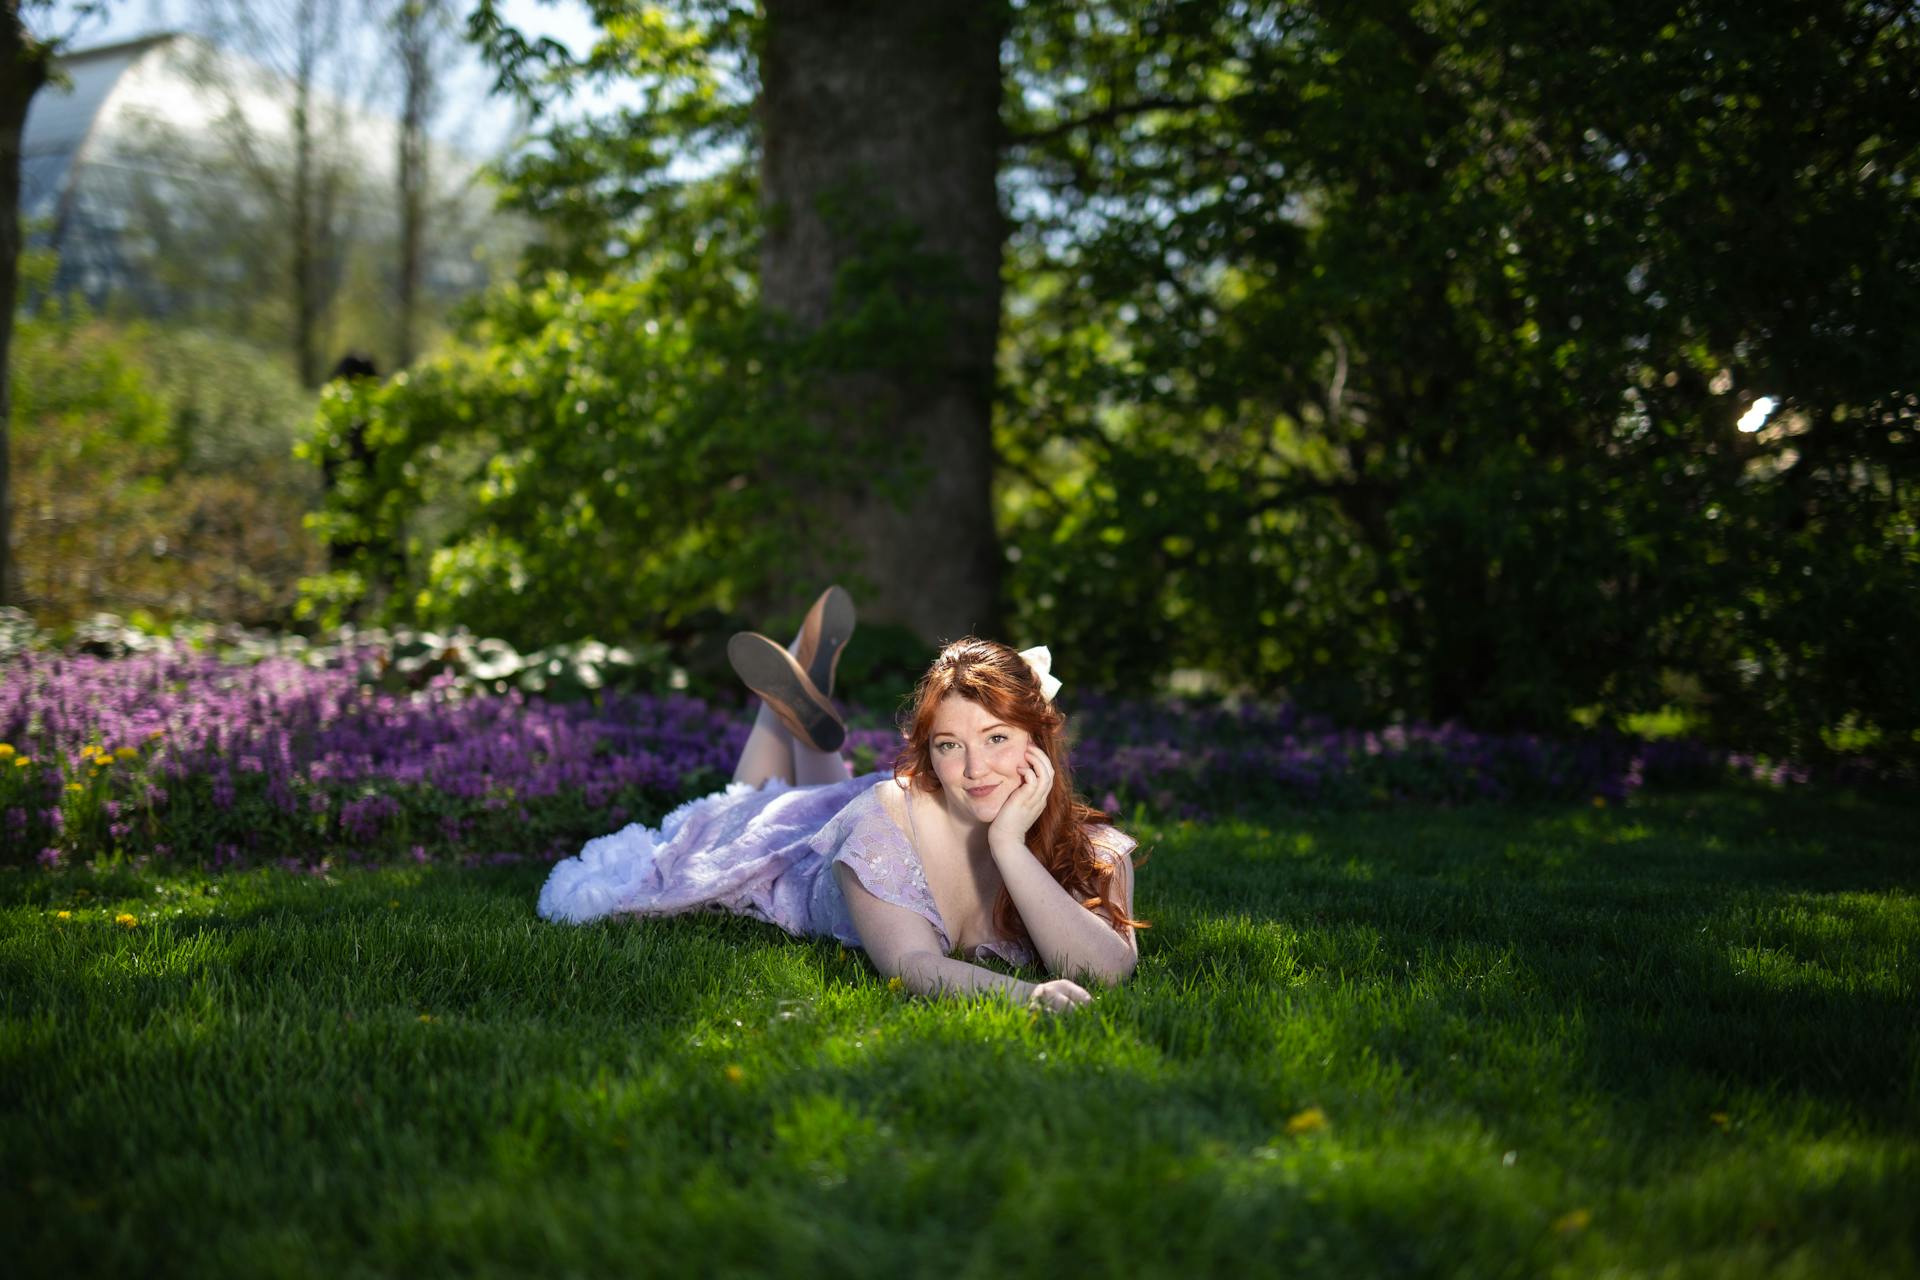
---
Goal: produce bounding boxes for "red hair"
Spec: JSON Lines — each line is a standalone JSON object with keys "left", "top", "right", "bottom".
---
{"left": 893, "top": 637, "right": 1149, "bottom": 953}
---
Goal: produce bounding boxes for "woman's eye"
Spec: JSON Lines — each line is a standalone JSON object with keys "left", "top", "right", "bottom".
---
{"left": 989, "top": 734, "right": 1008, "bottom": 745}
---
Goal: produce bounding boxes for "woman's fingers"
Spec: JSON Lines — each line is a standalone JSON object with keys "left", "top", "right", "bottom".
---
{"left": 1030, "top": 979, "right": 1093, "bottom": 1013}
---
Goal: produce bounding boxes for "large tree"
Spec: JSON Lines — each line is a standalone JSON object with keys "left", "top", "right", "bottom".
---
{"left": 755, "top": 0, "right": 1007, "bottom": 640}
{"left": 355, "top": 0, "right": 1011, "bottom": 646}
{"left": 2, "top": 0, "right": 109, "bottom": 608}
{"left": 0, "top": 2, "right": 56, "bottom": 607}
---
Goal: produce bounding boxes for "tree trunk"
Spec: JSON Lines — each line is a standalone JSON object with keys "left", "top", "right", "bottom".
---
{"left": 291, "top": 0, "right": 321, "bottom": 387}
{"left": 394, "top": 1, "right": 431, "bottom": 369}
{"left": 1, "top": 5, "right": 52, "bottom": 608}
{"left": 757, "top": 0, "right": 1006, "bottom": 642}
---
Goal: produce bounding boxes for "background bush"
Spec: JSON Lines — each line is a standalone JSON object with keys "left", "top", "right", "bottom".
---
{"left": 9, "top": 307, "right": 324, "bottom": 630}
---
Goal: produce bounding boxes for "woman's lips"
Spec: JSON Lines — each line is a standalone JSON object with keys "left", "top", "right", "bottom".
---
{"left": 965, "top": 783, "right": 998, "bottom": 799}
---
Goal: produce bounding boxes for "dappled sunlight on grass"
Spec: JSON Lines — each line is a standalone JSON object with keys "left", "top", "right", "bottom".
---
{"left": 3, "top": 786, "right": 1915, "bottom": 1275}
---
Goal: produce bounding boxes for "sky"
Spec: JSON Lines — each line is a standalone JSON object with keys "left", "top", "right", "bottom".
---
{"left": 34, "top": 0, "right": 629, "bottom": 157}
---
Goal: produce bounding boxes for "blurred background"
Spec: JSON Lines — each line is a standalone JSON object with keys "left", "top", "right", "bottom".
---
{"left": 4, "top": 0, "right": 1915, "bottom": 775}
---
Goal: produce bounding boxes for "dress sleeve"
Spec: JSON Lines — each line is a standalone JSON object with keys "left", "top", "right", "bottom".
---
{"left": 1088, "top": 824, "right": 1138, "bottom": 865}
{"left": 970, "top": 938, "right": 1036, "bottom": 969}
{"left": 809, "top": 786, "right": 950, "bottom": 948}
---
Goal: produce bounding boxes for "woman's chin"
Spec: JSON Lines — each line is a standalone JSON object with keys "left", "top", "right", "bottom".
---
{"left": 956, "top": 792, "right": 1004, "bottom": 822}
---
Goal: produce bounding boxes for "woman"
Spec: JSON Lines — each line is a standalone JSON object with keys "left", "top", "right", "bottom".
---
{"left": 537, "top": 587, "right": 1145, "bottom": 1014}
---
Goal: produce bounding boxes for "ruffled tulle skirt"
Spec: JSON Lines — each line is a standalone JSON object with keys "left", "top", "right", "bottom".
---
{"left": 535, "top": 772, "right": 882, "bottom": 943}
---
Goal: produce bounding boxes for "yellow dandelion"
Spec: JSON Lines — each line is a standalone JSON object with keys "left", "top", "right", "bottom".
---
{"left": 56, "top": 910, "right": 71, "bottom": 920}
{"left": 388, "top": 900, "right": 400, "bottom": 909}
{"left": 0, "top": 743, "right": 13, "bottom": 757}
{"left": 1710, "top": 1112, "right": 1730, "bottom": 1129}
{"left": 14, "top": 756, "right": 31, "bottom": 768}
{"left": 66, "top": 783, "right": 84, "bottom": 793}
{"left": 1591, "top": 796, "right": 1607, "bottom": 808}
{"left": 114, "top": 913, "right": 138, "bottom": 928}
{"left": 1553, "top": 1208, "right": 1592, "bottom": 1234}
{"left": 1284, "top": 1107, "right": 1329, "bottom": 1136}
{"left": 887, "top": 976, "right": 905, "bottom": 993}
{"left": 114, "top": 747, "right": 138, "bottom": 760}
{"left": 417, "top": 1014, "right": 436, "bottom": 1023}
{"left": 146, "top": 729, "right": 165, "bottom": 740}
{"left": 724, "top": 1064, "right": 745, "bottom": 1083}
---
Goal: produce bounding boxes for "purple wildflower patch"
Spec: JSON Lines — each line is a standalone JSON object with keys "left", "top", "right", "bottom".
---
{"left": 0, "top": 634, "right": 1859, "bottom": 871}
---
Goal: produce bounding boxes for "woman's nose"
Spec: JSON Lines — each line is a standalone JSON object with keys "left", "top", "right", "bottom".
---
{"left": 962, "top": 750, "right": 980, "bottom": 777}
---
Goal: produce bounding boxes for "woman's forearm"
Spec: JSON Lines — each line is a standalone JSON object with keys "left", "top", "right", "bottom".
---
{"left": 990, "top": 840, "right": 1136, "bottom": 983}
{"left": 899, "top": 950, "right": 1035, "bottom": 1005}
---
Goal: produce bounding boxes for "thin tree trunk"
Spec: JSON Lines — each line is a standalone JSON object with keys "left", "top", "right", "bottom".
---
{"left": 395, "top": 1, "right": 430, "bottom": 369}
{"left": 1, "top": 5, "right": 52, "bottom": 607}
{"left": 292, "top": 0, "right": 321, "bottom": 387}
{"left": 758, "top": 0, "right": 1007, "bottom": 642}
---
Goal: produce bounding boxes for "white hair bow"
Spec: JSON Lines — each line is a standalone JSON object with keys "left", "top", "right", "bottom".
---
{"left": 1017, "top": 645, "right": 1062, "bottom": 702}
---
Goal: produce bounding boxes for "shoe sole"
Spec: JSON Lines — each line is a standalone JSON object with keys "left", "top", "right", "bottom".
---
{"left": 728, "top": 633, "right": 847, "bottom": 754}
{"left": 805, "top": 585, "right": 856, "bottom": 697}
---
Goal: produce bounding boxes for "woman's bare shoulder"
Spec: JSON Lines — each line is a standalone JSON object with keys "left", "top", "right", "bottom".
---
{"left": 871, "top": 774, "right": 912, "bottom": 828}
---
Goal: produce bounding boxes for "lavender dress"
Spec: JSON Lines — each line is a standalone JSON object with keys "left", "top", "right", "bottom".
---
{"left": 537, "top": 772, "right": 1136, "bottom": 968}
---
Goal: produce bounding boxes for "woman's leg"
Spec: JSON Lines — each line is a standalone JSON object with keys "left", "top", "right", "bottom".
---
{"left": 791, "top": 725, "right": 853, "bottom": 786}
{"left": 729, "top": 624, "right": 852, "bottom": 788}
{"left": 731, "top": 698, "right": 797, "bottom": 787}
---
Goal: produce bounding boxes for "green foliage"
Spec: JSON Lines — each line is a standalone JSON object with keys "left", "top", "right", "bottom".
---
{"left": 8, "top": 308, "right": 325, "bottom": 629}
{"left": 308, "top": 1, "right": 991, "bottom": 654}
{"left": 313, "top": 4, "right": 743, "bottom": 645}
{"left": 474, "top": 0, "right": 758, "bottom": 282}
{"left": 999, "top": 0, "right": 1919, "bottom": 768}
{"left": 362, "top": 0, "right": 1919, "bottom": 772}
{"left": 139, "top": 325, "right": 323, "bottom": 473}
{"left": 297, "top": 255, "right": 796, "bottom": 646}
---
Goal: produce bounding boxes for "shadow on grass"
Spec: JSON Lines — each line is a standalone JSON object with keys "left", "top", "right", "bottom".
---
{"left": 1149, "top": 785, "right": 1919, "bottom": 1137}
{"left": 5, "top": 784, "right": 1917, "bottom": 1276}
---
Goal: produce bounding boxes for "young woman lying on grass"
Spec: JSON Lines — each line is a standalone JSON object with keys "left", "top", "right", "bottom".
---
{"left": 537, "top": 587, "right": 1146, "bottom": 1014}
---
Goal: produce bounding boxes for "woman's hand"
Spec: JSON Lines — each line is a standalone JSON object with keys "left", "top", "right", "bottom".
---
{"left": 988, "top": 744, "right": 1054, "bottom": 854}
{"left": 1026, "top": 977, "right": 1092, "bottom": 1014}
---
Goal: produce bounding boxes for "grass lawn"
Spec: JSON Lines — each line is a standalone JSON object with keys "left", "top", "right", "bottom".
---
{"left": 3, "top": 785, "right": 1915, "bottom": 1278}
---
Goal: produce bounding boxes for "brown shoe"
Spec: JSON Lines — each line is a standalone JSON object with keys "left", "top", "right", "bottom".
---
{"left": 728, "top": 631, "right": 846, "bottom": 753}
{"left": 792, "top": 585, "right": 855, "bottom": 699}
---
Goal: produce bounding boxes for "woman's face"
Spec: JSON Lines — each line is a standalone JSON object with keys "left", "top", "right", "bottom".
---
{"left": 928, "top": 694, "right": 1034, "bottom": 824}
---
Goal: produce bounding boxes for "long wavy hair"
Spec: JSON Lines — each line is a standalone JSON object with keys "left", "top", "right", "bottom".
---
{"left": 893, "top": 637, "right": 1149, "bottom": 952}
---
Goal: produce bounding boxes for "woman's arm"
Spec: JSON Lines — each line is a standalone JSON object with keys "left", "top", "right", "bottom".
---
{"left": 834, "top": 863, "right": 1047, "bottom": 1004}
{"left": 988, "top": 745, "right": 1138, "bottom": 986}
{"left": 992, "top": 843, "right": 1138, "bottom": 985}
